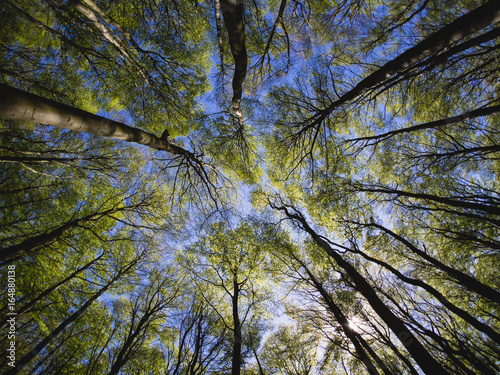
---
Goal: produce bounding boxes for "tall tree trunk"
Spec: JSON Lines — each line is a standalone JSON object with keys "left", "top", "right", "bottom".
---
{"left": 257, "top": 0, "right": 288, "bottom": 67}
{"left": 297, "top": 260, "right": 384, "bottom": 375}
{"left": 365, "top": 222, "right": 500, "bottom": 304}
{"left": 348, "top": 242, "right": 500, "bottom": 343}
{"left": 231, "top": 277, "right": 242, "bottom": 375}
{"left": 107, "top": 313, "right": 150, "bottom": 375}
{"left": 346, "top": 103, "right": 500, "bottom": 146}
{"left": 0, "top": 84, "right": 199, "bottom": 161}
{"left": 4, "top": 258, "right": 136, "bottom": 375}
{"left": 271, "top": 204, "right": 449, "bottom": 375}
{"left": 354, "top": 184, "right": 500, "bottom": 225}
{"left": 369, "top": 322, "right": 420, "bottom": 375}
{"left": 0, "top": 253, "right": 103, "bottom": 331}
{"left": 0, "top": 205, "right": 125, "bottom": 262}
{"left": 220, "top": 0, "right": 247, "bottom": 115}
{"left": 300, "top": 0, "right": 500, "bottom": 134}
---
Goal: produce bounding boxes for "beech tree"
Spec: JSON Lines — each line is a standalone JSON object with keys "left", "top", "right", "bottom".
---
{"left": 1, "top": 0, "right": 499, "bottom": 374}
{"left": 180, "top": 220, "right": 279, "bottom": 375}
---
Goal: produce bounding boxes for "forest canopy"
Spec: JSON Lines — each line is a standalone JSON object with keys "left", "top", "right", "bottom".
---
{"left": 1, "top": 0, "right": 499, "bottom": 374}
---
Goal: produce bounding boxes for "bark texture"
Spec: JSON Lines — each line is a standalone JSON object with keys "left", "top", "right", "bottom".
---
{"left": 0, "top": 84, "right": 198, "bottom": 160}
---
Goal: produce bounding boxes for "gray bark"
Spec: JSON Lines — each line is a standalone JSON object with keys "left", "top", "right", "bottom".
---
{"left": 0, "top": 84, "right": 199, "bottom": 160}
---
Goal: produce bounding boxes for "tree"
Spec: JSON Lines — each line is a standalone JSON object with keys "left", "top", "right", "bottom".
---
{"left": 4, "top": 247, "right": 147, "bottom": 375}
{"left": 220, "top": 0, "right": 247, "bottom": 117}
{"left": 269, "top": 202, "right": 450, "bottom": 375}
{"left": 181, "top": 220, "right": 279, "bottom": 375}
{"left": 272, "top": 241, "right": 391, "bottom": 374}
{"left": 165, "top": 295, "right": 230, "bottom": 375}
{"left": 1, "top": 0, "right": 499, "bottom": 374}
{"left": 0, "top": 252, "right": 103, "bottom": 331}
{"left": 106, "top": 266, "right": 181, "bottom": 375}
{"left": 260, "top": 325, "right": 322, "bottom": 375}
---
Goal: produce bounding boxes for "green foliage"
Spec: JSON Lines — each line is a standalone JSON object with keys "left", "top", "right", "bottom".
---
{"left": 1, "top": 0, "right": 500, "bottom": 374}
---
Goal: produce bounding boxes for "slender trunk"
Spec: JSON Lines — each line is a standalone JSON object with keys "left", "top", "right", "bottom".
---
{"left": 350, "top": 245, "right": 500, "bottom": 343}
{"left": 300, "top": 0, "right": 500, "bottom": 134}
{"left": 172, "top": 311, "right": 198, "bottom": 375}
{"left": 108, "top": 281, "right": 178, "bottom": 375}
{"left": 299, "top": 262, "right": 383, "bottom": 375}
{"left": 252, "top": 346, "right": 265, "bottom": 375}
{"left": 107, "top": 313, "right": 151, "bottom": 375}
{"left": 271, "top": 204, "right": 449, "bottom": 375}
{"left": 231, "top": 278, "right": 242, "bottom": 375}
{"left": 375, "top": 26, "right": 500, "bottom": 96}
{"left": 0, "top": 253, "right": 103, "bottom": 331}
{"left": 354, "top": 184, "right": 500, "bottom": 227}
{"left": 367, "top": 222, "right": 500, "bottom": 304}
{"left": 187, "top": 314, "right": 204, "bottom": 375}
{"left": 0, "top": 84, "right": 199, "bottom": 161}
{"left": 257, "top": 0, "right": 287, "bottom": 66}
{"left": 71, "top": 0, "right": 150, "bottom": 86}
{"left": 214, "top": 0, "right": 227, "bottom": 89}
{"left": 369, "top": 322, "right": 420, "bottom": 375}
{"left": 5, "top": 268, "right": 127, "bottom": 375}
{"left": 377, "top": 284, "right": 498, "bottom": 374}
{"left": 220, "top": 0, "right": 247, "bottom": 114}
{"left": 357, "top": 337, "right": 394, "bottom": 375}
{"left": 411, "top": 26, "right": 500, "bottom": 75}
{"left": 0, "top": 206, "right": 124, "bottom": 262}
{"left": 0, "top": 0, "right": 97, "bottom": 58}
{"left": 416, "top": 144, "right": 500, "bottom": 159}
{"left": 346, "top": 104, "right": 500, "bottom": 146}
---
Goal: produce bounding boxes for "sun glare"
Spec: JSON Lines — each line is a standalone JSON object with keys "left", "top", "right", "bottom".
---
{"left": 348, "top": 317, "right": 363, "bottom": 333}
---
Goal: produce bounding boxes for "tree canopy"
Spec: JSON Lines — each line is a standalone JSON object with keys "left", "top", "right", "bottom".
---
{"left": 1, "top": 0, "right": 499, "bottom": 374}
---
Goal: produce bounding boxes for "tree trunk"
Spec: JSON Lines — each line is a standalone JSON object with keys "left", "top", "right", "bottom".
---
{"left": 349, "top": 243, "right": 500, "bottom": 343}
{"left": 107, "top": 313, "right": 150, "bottom": 375}
{"left": 298, "top": 261, "right": 384, "bottom": 375}
{"left": 231, "top": 278, "right": 242, "bottom": 375}
{"left": 367, "top": 222, "right": 500, "bottom": 304}
{"left": 4, "top": 261, "right": 133, "bottom": 375}
{"left": 355, "top": 184, "right": 500, "bottom": 222}
{"left": 0, "top": 253, "right": 103, "bottom": 331}
{"left": 220, "top": 0, "right": 247, "bottom": 115}
{"left": 271, "top": 204, "right": 449, "bottom": 375}
{"left": 346, "top": 103, "right": 500, "bottom": 146}
{"left": 0, "top": 84, "right": 199, "bottom": 161}
{"left": 0, "top": 205, "right": 125, "bottom": 262}
{"left": 300, "top": 0, "right": 500, "bottom": 134}
{"left": 369, "top": 322, "right": 420, "bottom": 375}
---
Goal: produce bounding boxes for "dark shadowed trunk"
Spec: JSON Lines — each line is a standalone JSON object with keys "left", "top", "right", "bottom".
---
{"left": 271, "top": 203, "right": 449, "bottom": 375}
{"left": 363, "top": 222, "right": 500, "bottom": 304}
{"left": 231, "top": 277, "right": 242, "bottom": 375}
{"left": 0, "top": 205, "right": 128, "bottom": 262}
{"left": 4, "top": 256, "right": 140, "bottom": 375}
{"left": 0, "top": 253, "right": 103, "bottom": 331}
{"left": 346, "top": 240, "right": 500, "bottom": 343}
{"left": 220, "top": 0, "right": 247, "bottom": 115}
{"left": 297, "top": 260, "right": 385, "bottom": 375}
{"left": 299, "top": 0, "right": 500, "bottom": 134}
{"left": 346, "top": 103, "right": 500, "bottom": 147}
